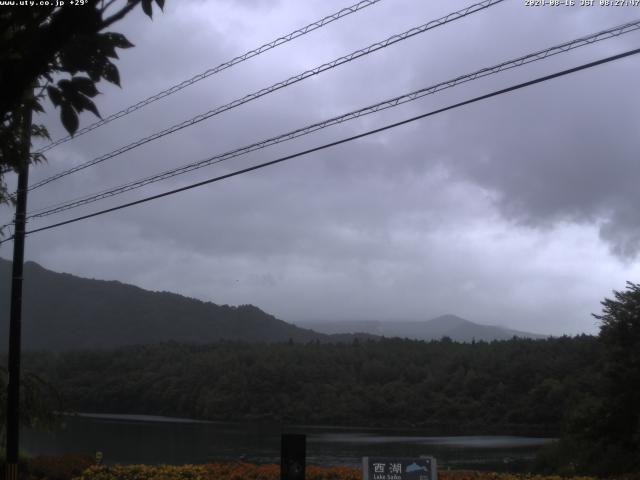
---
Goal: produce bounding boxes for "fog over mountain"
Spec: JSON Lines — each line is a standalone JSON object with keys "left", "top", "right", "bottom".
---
{"left": 296, "top": 314, "right": 547, "bottom": 342}
{"left": 0, "top": 258, "right": 544, "bottom": 351}
{"left": 0, "top": 258, "right": 374, "bottom": 351}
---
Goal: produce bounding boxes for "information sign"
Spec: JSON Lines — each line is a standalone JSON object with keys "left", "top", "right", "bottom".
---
{"left": 363, "top": 457, "right": 437, "bottom": 480}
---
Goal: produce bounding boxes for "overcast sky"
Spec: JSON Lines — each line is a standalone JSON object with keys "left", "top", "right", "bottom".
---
{"left": 2, "top": 0, "right": 640, "bottom": 335}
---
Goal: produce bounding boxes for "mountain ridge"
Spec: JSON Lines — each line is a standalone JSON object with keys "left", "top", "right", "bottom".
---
{"left": 295, "top": 314, "right": 546, "bottom": 342}
{"left": 0, "top": 258, "right": 372, "bottom": 351}
{"left": 1, "top": 258, "right": 545, "bottom": 351}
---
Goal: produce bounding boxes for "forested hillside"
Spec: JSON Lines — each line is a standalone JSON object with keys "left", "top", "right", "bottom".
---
{"left": 0, "top": 259, "right": 353, "bottom": 350}
{"left": 0, "top": 259, "right": 538, "bottom": 350}
{"left": 23, "top": 335, "right": 599, "bottom": 434}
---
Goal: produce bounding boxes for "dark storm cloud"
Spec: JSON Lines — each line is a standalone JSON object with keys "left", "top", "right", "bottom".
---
{"left": 429, "top": 50, "right": 640, "bottom": 258}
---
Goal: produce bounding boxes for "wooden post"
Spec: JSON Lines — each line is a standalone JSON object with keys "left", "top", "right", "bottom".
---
{"left": 5, "top": 93, "right": 32, "bottom": 480}
{"left": 281, "top": 434, "right": 306, "bottom": 480}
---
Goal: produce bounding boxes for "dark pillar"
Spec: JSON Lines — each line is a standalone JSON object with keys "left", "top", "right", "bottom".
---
{"left": 5, "top": 94, "right": 32, "bottom": 480}
{"left": 281, "top": 433, "right": 306, "bottom": 480}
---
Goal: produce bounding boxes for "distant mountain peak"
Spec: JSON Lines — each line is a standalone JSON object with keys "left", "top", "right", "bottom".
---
{"left": 0, "top": 258, "right": 545, "bottom": 351}
{"left": 296, "top": 314, "right": 546, "bottom": 342}
{"left": 426, "top": 314, "right": 469, "bottom": 328}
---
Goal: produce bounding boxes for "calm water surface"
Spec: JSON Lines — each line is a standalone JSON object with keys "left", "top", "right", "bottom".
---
{"left": 22, "top": 414, "right": 553, "bottom": 470}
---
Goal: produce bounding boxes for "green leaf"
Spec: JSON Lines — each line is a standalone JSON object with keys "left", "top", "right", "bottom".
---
{"left": 31, "top": 124, "right": 51, "bottom": 140}
{"left": 70, "top": 93, "right": 101, "bottom": 119}
{"left": 30, "top": 97, "right": 45, "bottom": 113}
{"left": 57, "top": 78, "right": 73, "bottom": 92}
{"left": 60, "top": 103, "right": 79, "bottom": 136}
{"left": 155, "top": 0, "right": 165, "bottom": 10}
{"left": 104, "top": 32, "right": 134, "bottom": 49}
{"left": 102, "top": 62, "right": 120, "bottom": 87}
{"left": 47, "top": 86, "right": 62, "bottom": 107}
{"left": 141, "top": 0, "right": 153, "bottom": 18}
{"left": 58, "top": 38, "right": 94, "bottom": 75}
{"left": 85, "top": 60, "right": 102, "bottom": 82}
{"left": 30, "top": 152, "right": 47, "bottom": 165}
{"left": 99, "top": 38, "right": 118, "bottom": 59}
{"left": 70, "top": 76, "right": 99, "bottom": 97}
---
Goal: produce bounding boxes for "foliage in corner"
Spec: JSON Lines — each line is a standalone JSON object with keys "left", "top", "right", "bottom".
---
{"left": 0, "top": 0, "right": 165, "bottom": 208}
{"left": 536, "top": 282, "right": 640, "bottom": 476}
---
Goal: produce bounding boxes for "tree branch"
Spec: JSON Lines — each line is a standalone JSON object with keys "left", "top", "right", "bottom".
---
{"left": 101, "top": 0, "right": 140, "bottom": 29}
{"left": 101, "top": 0, "right": 120, "bottom": 14}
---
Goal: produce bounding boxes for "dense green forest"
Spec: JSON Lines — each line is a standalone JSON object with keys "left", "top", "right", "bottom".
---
{"left": 1, "top": 261, "right": 638, "bottom": 475}
{"left": 21, "top": 336, "right": 599, "bottom": 435}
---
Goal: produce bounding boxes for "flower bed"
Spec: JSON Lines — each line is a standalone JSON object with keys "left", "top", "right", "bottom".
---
{"left": 70, "top": 463, "right": 600, "bottom": 480}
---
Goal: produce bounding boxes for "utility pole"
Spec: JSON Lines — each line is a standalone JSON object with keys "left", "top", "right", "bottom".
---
{"left": 5, "top": 93, "right": 32, "bottom": 480}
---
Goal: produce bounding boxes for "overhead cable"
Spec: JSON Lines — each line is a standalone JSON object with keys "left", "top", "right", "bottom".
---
{"left": 35, "top": 0, "right": 386, "bottom": 154}
{"left": 26, "top": 18, "right": 640, "bottom": 219}
{"left": 5, "top": 46, "right": 637, "bottom": 243}
{"left": 27, "top": 0, "right": 504, "bottom": 191}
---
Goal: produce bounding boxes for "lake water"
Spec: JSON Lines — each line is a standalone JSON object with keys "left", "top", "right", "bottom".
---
{"left": 22, "top": 414, "right": 553, "bottom": 471}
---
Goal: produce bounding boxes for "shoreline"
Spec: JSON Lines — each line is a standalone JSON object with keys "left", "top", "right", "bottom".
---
{"left": 60, "top": 412, "right": 558, "bottom": 438}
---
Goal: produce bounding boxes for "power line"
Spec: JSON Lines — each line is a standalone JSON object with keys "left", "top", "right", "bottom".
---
{"left": 26, "top": 18, "right": 640, "bottom": 220}
{"left": 27, "top": 0, "right": 504, "bottom": 192}
{"left": 35, "top": 0, "right": 386, "bottom": 154}
{"left": 6, "top": 46, "right": 637, "bottom": 244}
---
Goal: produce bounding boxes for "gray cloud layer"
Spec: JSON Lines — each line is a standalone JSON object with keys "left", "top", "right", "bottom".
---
{"left": 2, "top": 0, "right": 640, "bottom": 336}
